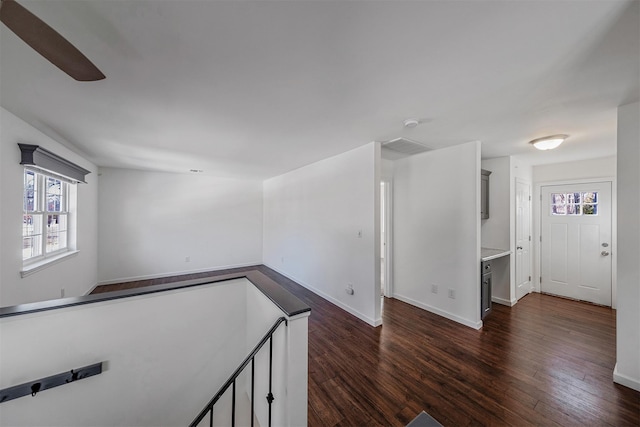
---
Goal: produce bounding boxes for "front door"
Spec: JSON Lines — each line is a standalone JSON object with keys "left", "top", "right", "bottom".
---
{"left": 515, "top": 179, "right": 531, "bottom": 300}
{"left": 541, "top": 182, "right": 612, "bottom": 306}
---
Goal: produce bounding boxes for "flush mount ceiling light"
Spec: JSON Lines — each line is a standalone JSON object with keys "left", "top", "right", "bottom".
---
{"left": 403, "top": 118, "right": 432, "bottom": 129}
{"left": 403, "top": 118, "right": 420, "bottom": 128}
{"left": 529, "top": 134, "right": 568, "bottom": 150}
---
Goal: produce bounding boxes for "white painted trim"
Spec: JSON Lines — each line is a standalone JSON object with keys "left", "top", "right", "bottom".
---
{"left": 514, "top": 178, "right": 533, "bottom": 303}
{"left": 393, "top": 293, "right": 483, "bottom": 330}
{"left": 96, "top": 262, "right": 261, "bottom": 285}
{"left": 613, "top": 363, "right": 640, "bottom": 392}
{"left": 381, "top": 178, "right": 394, "bottom": 297}
{"left": 492, "top": 296, "right": 516, "bottom": 307}
{"left": 533, "top": 183, "right": 541, "bottom": 294}
{"left": 610, "top": 179, "right": 617, "bottom": 309}
{"left": 374, "top": 141, "right": 383, "bottom": 327}
{"left": 475, "top": 142, "right": 483, "bottom": 324}
{"left": 534, "top": 177, "right": 616, "bottom": 308}
{"left": 265, "top": 263, "right": 382, "bottom": 327}
{"left": 20, "top": 250, "right": 80, "bottom": 278}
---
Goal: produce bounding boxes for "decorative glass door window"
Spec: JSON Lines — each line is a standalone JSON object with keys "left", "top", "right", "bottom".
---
{"left": 551, "top": 192, "right": 598, "bottom": 216}
{"left": 23, "top": 169, "right": 70, "bottom": 261}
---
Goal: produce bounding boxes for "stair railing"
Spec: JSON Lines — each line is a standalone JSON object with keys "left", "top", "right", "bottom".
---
{"left": 190, "top": 316, "right": 287, "bottom": 427}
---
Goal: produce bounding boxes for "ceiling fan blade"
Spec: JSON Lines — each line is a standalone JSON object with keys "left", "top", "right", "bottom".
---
{"left": 0, "top": 0, "right": 105, "bottom": 81}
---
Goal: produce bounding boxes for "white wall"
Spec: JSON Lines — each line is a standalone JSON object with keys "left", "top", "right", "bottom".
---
{"left": 511, "top": 156, "right": 533, "bottom": 183}
{"left": 0, "top": 111, "right": 3, "bottom": 303}
{"left": 1, "top": 278, "right": 307, "bottom": 426}
{"left": 393, "top": 141, "right": 482, "bottom": 329}
{"left": 0, "top": 108, "right": 98, "bottom": 306}
{"left": 381, "top": 158, "right": 395, "bottom": 181}
{"left": 0, "top": 279, "right": 248, "bottom": 426}
{"left": 614, "top": 101, "right": 640, "bottom": 392}
{"left": 532, "top": 156, "right": 616, "bottom": 183}
{"left": 481, "top": 157, "right": 510, "bottom": 250}
{"left": 263, "top": 142, "right": 380, "bottom": 326}
{"left": 97, "top": 168, "right": 263, "bottom": 284}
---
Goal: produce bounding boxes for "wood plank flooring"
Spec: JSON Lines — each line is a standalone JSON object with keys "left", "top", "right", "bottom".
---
{"left": 94, "top": 266, "right": 640, "bottom": 426}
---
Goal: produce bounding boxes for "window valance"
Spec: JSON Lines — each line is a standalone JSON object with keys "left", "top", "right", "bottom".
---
{"left": 18, "top": 144, "right": 91, "bottom": 183}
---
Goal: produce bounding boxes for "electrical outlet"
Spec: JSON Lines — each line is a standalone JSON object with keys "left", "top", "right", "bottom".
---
{"left": 448, "top": 289, "right": 456, "bottom": 299}
{"left": 281, "top": 257, "right": 285, "bottom": 263}
{"left": 431, "top": 284, "right": 438, "bottom": 294}
{"left": 185, "top": 256, "right": 190, "bottom": 263}
{"left": 357, "top": 230, "right": 362, "bottom": 238}
{"left": 60, "top": 288, "right": 65, "bottom": 298}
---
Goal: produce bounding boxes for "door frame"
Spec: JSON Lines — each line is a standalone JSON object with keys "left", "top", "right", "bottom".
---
{"left": 514, "top": 178, "right": 532, "bottom": 302}
{"left": 533, "top": 177, "right": 617, "bottom": 308}
{"left": 381, "top": 179, "right": 393, "bottom": 297}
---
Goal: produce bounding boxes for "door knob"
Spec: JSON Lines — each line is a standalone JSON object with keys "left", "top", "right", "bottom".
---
{"left": 517, "top": 246, "right": 523, "bottom": 250}
{"left": 602, "top": 243, "right": 609, "bottom": 247}
{"left": 601, "top": 251, "right": 610, "bottom": 256}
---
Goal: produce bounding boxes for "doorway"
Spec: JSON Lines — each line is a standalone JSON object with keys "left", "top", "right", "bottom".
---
{"left": 540, "top": 182, "right": 612, "bottom": 306}
{"left": 515, "top": 179, "right": 532, "bottom": 300}
{"left": 381, "top": 181, "right": 392, "bottom": 298}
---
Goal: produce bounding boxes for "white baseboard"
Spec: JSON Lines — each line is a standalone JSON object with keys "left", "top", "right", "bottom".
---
{"left": 393, "top": 293, "right": 483, "bottom": 330}
{"left": 97, "top": 262, "right": 260, "bottom": 286}
{"left": 264, "top": 263, "right": 381, "bottom": 327}
{"left": 492, "top": 296, "right": 516, "bottom": 307}
{"left": 613, "top": 363, "right": 640, "bottom": 392}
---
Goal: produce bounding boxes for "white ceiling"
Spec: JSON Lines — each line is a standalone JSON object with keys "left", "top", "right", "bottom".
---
{"left": 1, "top": 0, "right": 638, "bottom": 179}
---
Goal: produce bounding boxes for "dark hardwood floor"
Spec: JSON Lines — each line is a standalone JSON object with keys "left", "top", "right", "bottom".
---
{"left": 94, "top": 266, "right": 640, "bottom": 426}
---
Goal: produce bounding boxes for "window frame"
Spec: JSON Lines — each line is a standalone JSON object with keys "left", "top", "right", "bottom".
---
{"left": 22, "top": 168, "right": 73, "bottom": 265}
{"left": 550, "top": 191, "right": 599, "bottom": 216}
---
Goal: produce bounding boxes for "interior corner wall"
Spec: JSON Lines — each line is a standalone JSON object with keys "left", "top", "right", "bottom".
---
{"left": 381, "top": 158, "right": 395, "bottom": 181}
{"left": 262, "top": 143, "right": 379, "bottom": 326}
{"left": 393, "top": 141, "right": 482, "bottom": 329}
{"left": 614, "top": 101, "right": 640, "bottom": 392}
{"left": 481, "top": 157, "right": 511, "bottom": 305}
{"left": 97, "top": 168, "right": 263, "bottom": 284}
{"left": 0, "top": 108, "right": 99, "bottom": 306}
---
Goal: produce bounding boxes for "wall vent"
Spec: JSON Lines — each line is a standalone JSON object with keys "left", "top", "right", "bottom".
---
{"left": 381, "top": 137, "right": 432, "bottom": 159}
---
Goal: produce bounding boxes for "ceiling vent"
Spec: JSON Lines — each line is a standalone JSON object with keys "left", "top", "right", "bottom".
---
{"left": 381, "top": 137, "right": 432, "bottom": 159}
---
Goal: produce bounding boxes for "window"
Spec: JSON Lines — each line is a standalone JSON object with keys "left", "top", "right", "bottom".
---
{"left": 23, "top": 169, "right": 72, "bottom": 262}
{"left": 551, "top": 192, "right": 598, "bottom": 216}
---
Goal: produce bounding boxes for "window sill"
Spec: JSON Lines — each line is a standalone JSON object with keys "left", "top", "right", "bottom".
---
{"left": 21, "top": 250, "right": 80, "bottom": 278}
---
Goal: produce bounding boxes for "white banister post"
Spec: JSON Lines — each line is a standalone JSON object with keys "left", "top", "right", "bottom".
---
{"left": 285, "top": 311, "right": 310, "bottom": 427}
